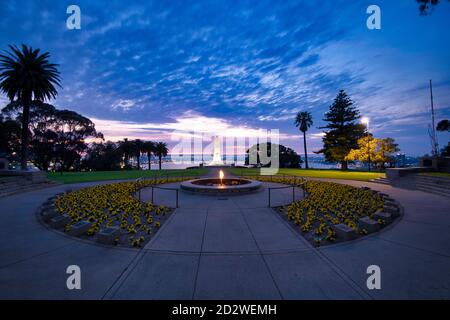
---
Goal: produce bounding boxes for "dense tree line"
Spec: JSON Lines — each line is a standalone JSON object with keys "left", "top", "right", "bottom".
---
{"left": 0, "top": 103, "right": 170, "bottom": 172}
{"left": 81, "top": 139, "right": 168, "bottom": 171}
{"left": 1, "top": 100, "right": 102, "bottom": 171}
{"left": 245, "top": 142, "right": 302, "bottom": 168}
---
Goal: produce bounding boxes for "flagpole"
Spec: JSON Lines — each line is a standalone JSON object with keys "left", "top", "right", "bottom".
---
{"left": 429, "top": 80, "right": 438, "bottom": 156}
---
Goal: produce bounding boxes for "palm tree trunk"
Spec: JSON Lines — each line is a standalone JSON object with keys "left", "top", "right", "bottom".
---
{"left": 147, "top": 153, "right": 151, "bottom": 170}
{"left": 303, "top": 131, "right": 309, "bottom": 169}
{"left": 159, "top": 155, "right": 162, "bottom": 170}
{"left": 20, "top": 100, "right": 30, "bottom": 171}
{"left": 137, "top": 153, "right": 140, "bottom": 170}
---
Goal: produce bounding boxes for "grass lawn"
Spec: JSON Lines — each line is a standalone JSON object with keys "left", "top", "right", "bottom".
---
{"left": 228, "top": 168, "right": 385, "bottom": 182}
{"left": 47, "top": 168, "right": 207, "bottom": 184}
{"left": 419, "top": 172, "right": 450, "bottom": 178}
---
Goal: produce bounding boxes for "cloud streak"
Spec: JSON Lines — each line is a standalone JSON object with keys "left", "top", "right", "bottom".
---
{"left": 0, "top": 0, "right": 449, "bottom": 156}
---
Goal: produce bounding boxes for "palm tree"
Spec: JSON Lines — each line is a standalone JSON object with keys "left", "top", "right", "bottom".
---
{"left": 133, "top": 139, "right": 144, "bottom": 170}
{"left": 294, "top": 111, "right": 313, "bottom": 169}
{"left": 0, "top": 44, "right": 61, "bottom": 170}
{"left": 154, "top": 142, "right": 168, "bottom": 170}
{"left": 142, "top": 141, "right": 155, "bottom": 170}
{"left": 118, "top": 138, "right": 133, "bottom": 169}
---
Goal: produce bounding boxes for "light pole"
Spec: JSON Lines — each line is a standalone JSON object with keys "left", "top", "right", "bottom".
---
{"left": 361, "top": 117, "right": 371, "bottom": 172}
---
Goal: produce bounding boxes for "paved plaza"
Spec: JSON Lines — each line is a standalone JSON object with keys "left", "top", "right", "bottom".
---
{"left": 0, "top": 174, "right": 449, "bottom": 299}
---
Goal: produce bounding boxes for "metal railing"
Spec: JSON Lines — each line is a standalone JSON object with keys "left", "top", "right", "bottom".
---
{"left": 135, "top": 175, "right": 197, "bottom": 208}
{"left": 149, "top": 185, "right": 179, "bottom": 208}
{"left": 268, "top": 185, "right": 297, "bottom": 208}
{"left": 236, "top": 174, "right": 307, "bottom": 207}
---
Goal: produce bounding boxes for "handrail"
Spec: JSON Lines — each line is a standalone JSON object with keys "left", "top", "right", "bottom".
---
{"left": 134, "top": 175, "right": 197, "bottom": 208}
{"left": 268, "top": 185, "right": 297, "bottom": 208}
{"left": 149, "top": 185, "right": 179, "bottom": 208}
{"left": 263, "top": 179, "right": 307, "bottom": 208}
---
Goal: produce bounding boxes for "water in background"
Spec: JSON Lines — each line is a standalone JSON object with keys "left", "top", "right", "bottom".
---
{"left": 137, "top": 154, "right": 420, "bottom": 170}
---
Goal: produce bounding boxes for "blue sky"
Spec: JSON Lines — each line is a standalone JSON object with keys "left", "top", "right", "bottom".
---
{"left": 0, "top": 0, "right": 449, "bottom": 156}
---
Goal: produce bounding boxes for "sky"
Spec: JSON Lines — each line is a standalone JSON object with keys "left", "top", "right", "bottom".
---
{"left": 0, "top": 0, "right": 449, "bottom": 156}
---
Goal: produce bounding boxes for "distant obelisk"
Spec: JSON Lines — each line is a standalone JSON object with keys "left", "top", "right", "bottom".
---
{"left": 209, "top": 136, "right": 223, "bottom": 165}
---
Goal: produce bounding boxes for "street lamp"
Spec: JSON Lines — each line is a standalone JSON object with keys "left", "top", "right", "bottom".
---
{"left": 361, "top": 117, "right": 371, "bottom": 172}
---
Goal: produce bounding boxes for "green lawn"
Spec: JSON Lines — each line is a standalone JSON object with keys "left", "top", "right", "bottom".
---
{"left": 419, "top": 172, "right": 450, "bottom": 178}
{"left": 47, "top": 169, "right": 207, "bottom": 184}
{"left": 228, "top": 168, "right": 385, "bottom": 182}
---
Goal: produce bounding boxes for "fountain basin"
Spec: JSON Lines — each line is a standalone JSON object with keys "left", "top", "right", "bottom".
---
{"left": 180, "top": 178, "right": 262, "bottom": 196}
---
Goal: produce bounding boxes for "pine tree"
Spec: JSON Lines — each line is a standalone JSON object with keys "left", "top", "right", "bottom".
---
{"left": 319, "top": 90, "right": 365, "bottom": 170}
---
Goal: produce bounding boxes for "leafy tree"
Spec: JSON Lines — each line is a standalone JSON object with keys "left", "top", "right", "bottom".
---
{"left": 142, "top": 141, "right": 155, "bottom": 170}
{"left": 345, "top": 134, "right": 378, "bottom": 166}
{"left": 81, "top": 141, "right": 122, "bottom": 171}
{"left": 0, "top": 114, "right": 21, "bottom": 161}
{"left": 319, "top": 90, "right": 365, "bottom": 170}
{"left": 437, "top": 119, "right": 450, "bottom": 132}
{"left": 346, "top": 136, "right": 400, "bottom": 169}
{"left": 0, "top": 45, "right": 61, "bottom": 170}
{"left": 417, "top": 0, "right": 450, "bottom": 14}
{"left": 51, "top": 110, "right": 102, "bottom": 171}
{"left": 245, "top": 142, "right": 302, "bottom": 168}
{"left": 154, "top": 142, "right": 168, "bottom": 170}
{"left": 2, "top": 101, "right": 101, "bottom": 171}
{"left": 441, "top": 142, "right": 450, "bottom": 157}
{"left": 30, "top": 129, "right": 58, "bottom": 171}
{"left": 294, "top": 111, "right": 313, "bottom": 169}
{"left": 377, "top": 138, "right": 400, "bottom": 167}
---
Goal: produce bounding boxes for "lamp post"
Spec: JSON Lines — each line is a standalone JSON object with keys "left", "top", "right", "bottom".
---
{"left": 361, "top": 117, "right": 371, "bottom": 172}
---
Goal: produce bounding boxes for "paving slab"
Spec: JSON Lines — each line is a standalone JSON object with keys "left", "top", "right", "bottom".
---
{"left": 319, "top": 237, "right": 450, "bottom": 299}
{"left": 202, "top": 211, "right": 258, "bottom": 253}
{"left": 148, "top": 210, "right": 207, "bottom": 252}
{"left": 194, "top": 254, "right": 281, "bottom": 300}
{"left": 243, "top": 208, "right": 310, "bottom": 251}
{"left": 375, "top": 220, "right": 450, "bottom": 257}
{"left": 0, "top": 227, "right": 75, "bottom": 268}
{"left": 111, "top": 252, "right": 199, "bottom": 300}
{"left": 263, "top": 251, "right": 363, "bottom": 299}
{"left": 0, "top": 242, "right": 137, "bottom": 299}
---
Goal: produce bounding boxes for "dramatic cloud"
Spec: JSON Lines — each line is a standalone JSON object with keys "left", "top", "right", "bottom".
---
{"left": 0, "top": 0, "right": 449, "bottom": 155}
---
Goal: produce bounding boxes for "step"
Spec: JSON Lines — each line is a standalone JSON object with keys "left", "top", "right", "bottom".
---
{"left": 0, "top": 176, "right": 21, "bottom": 183}
{"left": 0, "top": 182, "right": 61, "bottom": 198}
{"left": 414, "top": 175, "right": 450, "bottom": 186}
{"left": 370, "top": 178, "right": 390, "bottom": 185}
{"left": 414, "top": 180, "right": 450, "bottom": 191}
{"left": 414, "top": 178, "right": 450, "bottom": 187}
{"left": 415, "top": 185, "right": 450, "bottom": 198}
{"left": 0, "top": 182, "right": 38, "bottom": 193}
{"left": 0, "top": 179, "right": 31, "bottom": 188}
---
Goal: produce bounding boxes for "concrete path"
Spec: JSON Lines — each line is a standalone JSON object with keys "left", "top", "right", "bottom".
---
{"left": 0, "top": 177, "right": 449, "bottom": 299}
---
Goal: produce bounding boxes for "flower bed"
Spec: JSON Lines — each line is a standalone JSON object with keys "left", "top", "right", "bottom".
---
{"left": 40, "top": 177, "right": 189, "bottom": 248}
{"left": 247, "top": 176, "right": 401, "bottom": 246}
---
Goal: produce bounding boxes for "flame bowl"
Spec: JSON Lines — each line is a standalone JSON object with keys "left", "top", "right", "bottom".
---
{"left": 180, "top": 178, "right": 262, "bottom": 196}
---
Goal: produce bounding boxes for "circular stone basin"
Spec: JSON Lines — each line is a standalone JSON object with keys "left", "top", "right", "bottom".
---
{"left": 180, "top": 178, "right": 262, "bottom": 196}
